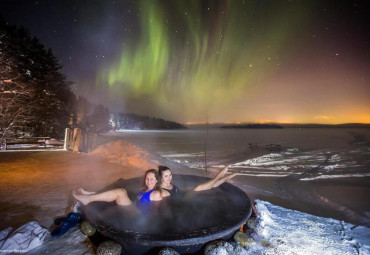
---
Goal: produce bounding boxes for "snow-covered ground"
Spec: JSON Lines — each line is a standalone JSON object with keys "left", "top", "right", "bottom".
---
{"left": 254, "top": 200, "right": 370, "bottom": 255}
{"left": 3, "top": 200, "right": 369, "bottom": 255}
{"left": 0, "top": 140, "right": 369, "bottom": 254}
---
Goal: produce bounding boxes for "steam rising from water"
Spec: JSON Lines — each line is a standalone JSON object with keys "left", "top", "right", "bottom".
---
{"left": 84, "top": 175, "right": 250, "bottom": 243}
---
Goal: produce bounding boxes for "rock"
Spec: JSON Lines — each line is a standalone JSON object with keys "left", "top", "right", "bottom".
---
{"left": 229, "top": 242, "right": 247, "bottom": 254}
{"left": 96, "top": 241, "right": 122, "bottom": 255}
{"left": 158, "top": 247, "right": 180, "bottom": 255}
{"left": 260, "top": 240, "right": 271, "bottom": 247}
{"left": 80, "top": 221, "right": 96, "bottom": 236}
{"left": 244, "top": 228, "right": 254, "bottom": 235}
{"left": 245, "top": 238, "right": 257, "bottom": 247}
{"left": 233, "top": 231, "right": 256, "bottom": 248}
{"left": 233, "top": 231, "right": 248, "bottom": 246}
{"left": 204, "top": 240, "right": 234, "bottom": 255}
{"left": 247, "top": 217, "right": 257, "bottom": 229}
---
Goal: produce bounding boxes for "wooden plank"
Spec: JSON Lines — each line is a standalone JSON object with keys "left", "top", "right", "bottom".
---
{"left": 4, "top": 137, "right": 51, "bottom": 150}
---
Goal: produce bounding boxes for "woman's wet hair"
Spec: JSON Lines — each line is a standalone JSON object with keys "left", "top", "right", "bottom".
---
{"left": 158, "top": 165, "right": 171, "bottom": 180}
{"left": 141, "top": 169, "right": 160, "bottom": 191}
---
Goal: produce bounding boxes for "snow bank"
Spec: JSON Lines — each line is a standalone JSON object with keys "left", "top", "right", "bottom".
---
{"left": 26, "top": 227, "right": 94, "bottom": 255}
{"left": 89, "top": 140, "right": 159, "bottom": 170}
{"left": 0, "top": 221, "right": 48, "bottom": 254}
{"left": 255, "top": 200, "right": 370, "bottom": 255}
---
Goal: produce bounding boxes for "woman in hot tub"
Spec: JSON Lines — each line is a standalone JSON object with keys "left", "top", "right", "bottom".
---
{"left": 72, "top": 169, "right": 162, "bottom": 206}
{"left": 158, "top": 165, "right": 236, "bottom": 198}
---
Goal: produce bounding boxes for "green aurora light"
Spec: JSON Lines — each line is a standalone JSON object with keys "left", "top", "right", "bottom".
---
{"left": 98, "top": 1, "right": 310, "bottom": 122}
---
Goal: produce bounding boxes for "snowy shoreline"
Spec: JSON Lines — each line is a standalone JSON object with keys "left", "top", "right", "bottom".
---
{"left": 1, "top": 141, "right": 369, "bottom": 254}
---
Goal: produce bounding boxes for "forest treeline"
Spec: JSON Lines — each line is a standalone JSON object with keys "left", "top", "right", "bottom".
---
{"left": 0, "top": 18, "right": 184, "bottom": 140}
{"left": 110, "top": 113, "right": 187, "bottom": 130}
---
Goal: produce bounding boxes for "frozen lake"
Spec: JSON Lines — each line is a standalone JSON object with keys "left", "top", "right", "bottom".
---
{"left": 102, "top": 127, "right": 370, "bottom": 227}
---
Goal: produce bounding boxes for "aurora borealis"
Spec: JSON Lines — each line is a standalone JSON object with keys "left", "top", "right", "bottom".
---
{"left": 100, "top": 1, "right": 309, "bottom": 123}
{"left": 1, "top": 0, "right": 369, "bottom": 124}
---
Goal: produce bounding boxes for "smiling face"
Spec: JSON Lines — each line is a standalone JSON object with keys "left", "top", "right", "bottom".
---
{"left": 145, "top": 172, "right": 158, "bottom": 190}
{"left": 161, "top": 169, "right": 172, "bottom": 185}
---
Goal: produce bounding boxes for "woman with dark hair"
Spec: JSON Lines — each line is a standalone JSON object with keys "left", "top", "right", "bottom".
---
{"left": 158, "top": 165, "right": 237, "bottom": 198}
{"left": 158, "top": 165, "right": 179, "bottom": 197}
{"left": 72, "top": 169, "right": 162, "bottom": 206}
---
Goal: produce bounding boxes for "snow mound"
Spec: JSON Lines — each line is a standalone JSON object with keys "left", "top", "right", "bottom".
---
{"left": 255, "top": 200, "right": 370, "bottom": 255}
{"left": 27, "top": 227, "right": 94, "bottom": 255}
{"left": 89, "top": 140, "right": 159, "bottom": 170}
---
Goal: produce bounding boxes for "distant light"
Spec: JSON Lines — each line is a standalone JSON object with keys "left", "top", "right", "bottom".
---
{"left": 4, "top": 79, "right": 12, "bottom": 83}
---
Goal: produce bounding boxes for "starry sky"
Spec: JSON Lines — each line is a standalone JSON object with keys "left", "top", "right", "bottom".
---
{"left": 1, "top": 0, "right": 369, "bottom": 124}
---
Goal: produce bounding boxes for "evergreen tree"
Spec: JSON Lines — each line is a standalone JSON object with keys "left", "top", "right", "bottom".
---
{"left": 0, "top": 17, "right": 73, "bottom": 139}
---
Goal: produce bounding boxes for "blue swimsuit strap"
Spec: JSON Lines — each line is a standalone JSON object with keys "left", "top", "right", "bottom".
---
{"left": 138, "top": 189, "right": 154, "bottom": 203}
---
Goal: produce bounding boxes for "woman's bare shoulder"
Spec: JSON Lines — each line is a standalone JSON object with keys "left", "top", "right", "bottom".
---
{"left": 161, "top": 189, "right": 171, "bottom": 198}
{"left": 150, "top": 190, "right": 163, "bottom": 201}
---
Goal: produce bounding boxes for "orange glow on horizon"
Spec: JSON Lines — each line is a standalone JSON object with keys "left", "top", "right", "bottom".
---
{"left": 185, "top": 119, "right": 370, "bottom": 125}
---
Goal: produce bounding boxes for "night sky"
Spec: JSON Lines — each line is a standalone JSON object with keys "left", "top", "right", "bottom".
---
{"left": 1, "top": 0, "right": 369, "bottom": 124}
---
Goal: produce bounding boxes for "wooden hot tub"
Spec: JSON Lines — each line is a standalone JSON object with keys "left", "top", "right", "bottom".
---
{"left": 82, "top": 174, "right": 252, "bottom": 254}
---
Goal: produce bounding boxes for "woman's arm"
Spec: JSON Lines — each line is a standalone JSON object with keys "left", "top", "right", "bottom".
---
{"left": 150, "top": 190, "right": 163, "bottom": 201}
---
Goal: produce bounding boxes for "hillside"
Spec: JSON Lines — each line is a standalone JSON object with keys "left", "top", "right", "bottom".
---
{"left": 110, "top": 113, "right": 187, "bottom": 130}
